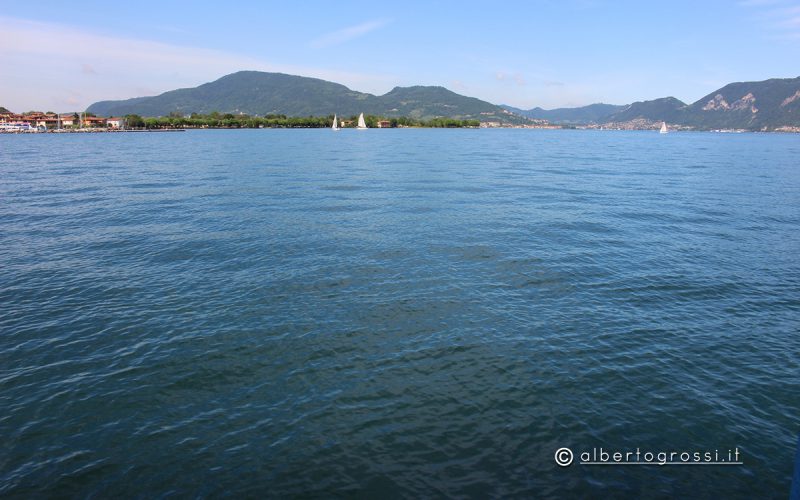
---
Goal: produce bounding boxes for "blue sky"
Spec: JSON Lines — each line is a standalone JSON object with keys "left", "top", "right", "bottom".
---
{"left": 2, "top": 0, "right": 799, "bottom": 113}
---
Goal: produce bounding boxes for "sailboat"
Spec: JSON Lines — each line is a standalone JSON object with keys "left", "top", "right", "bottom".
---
{"left": 356, "top": 113, "right": 367, "bottom": 130}
{"left": 659, "top": 121, "right": 668, "bottom": 134}
{"left": 332, "top": 114, "right": 340, "bottom": 131}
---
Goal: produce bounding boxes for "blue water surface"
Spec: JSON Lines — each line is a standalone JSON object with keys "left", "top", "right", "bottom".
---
{"left": 1, "top": 129, "right": 799, "bottom": 498}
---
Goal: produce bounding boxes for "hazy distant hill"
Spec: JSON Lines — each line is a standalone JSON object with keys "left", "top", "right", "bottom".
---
{"left": 87, "top": 71, "right": 524, "bottom": 123}
{"left": 605, "top": 97, "right": 688, "bottom": 123}
{"left": 0, "top": 106, "right": 10, "bottom": 114}
{"left": 503, "top": 103, "right": 624, "bottom": 124}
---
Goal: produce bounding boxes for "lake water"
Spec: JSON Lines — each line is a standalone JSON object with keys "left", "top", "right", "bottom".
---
{"left": 1, "top": 129, "right": 799, "bottom": 498}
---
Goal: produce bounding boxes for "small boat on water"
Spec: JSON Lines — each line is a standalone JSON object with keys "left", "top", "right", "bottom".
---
{"left": 332, "top": 114, "right": 340, "bottom": 131}
{"left": 0, "top": 122, "right": 38, "bottom": 133}
{"left": 659, "top": 121, "right": 668, "bottom": 134}
{"left": 356, "top": 113, "right": 367, "bottom": 130}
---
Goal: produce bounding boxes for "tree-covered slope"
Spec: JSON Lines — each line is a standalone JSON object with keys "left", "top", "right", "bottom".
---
{"left": 87, "top": 71, "right": 523, "bottom": 122}
{"left": 88, "top": 72, "right": 370, "bottom": 117}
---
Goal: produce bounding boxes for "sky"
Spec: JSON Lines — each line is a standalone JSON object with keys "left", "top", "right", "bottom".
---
{"left": 2, "top": 0, "right": 799, "bottom": 113}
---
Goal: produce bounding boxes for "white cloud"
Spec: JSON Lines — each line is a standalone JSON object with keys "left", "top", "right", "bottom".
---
{"left": 0, "top": 16, "right": 396, "bottom": 113}
{"left": 495, "top": 71, "right": 526, "bottom": 86}
{"left": 309, "top": 19, "right": 391, "bottom": 49}
{"left": 450, "top": 80, "right": 467, "bottom": 91}
{"left": 738, "top": 1, "right": 800, "bottom": 41}
{"left": 738, "top": 0, "right": 786, "bottom": 5}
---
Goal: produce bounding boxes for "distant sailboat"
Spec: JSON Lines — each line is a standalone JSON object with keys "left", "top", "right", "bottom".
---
{"left": 332, "top": 114, "right": 340, "bottom": 131}
{"left": 356, "top": 113, "right": 367, "bottom": 130}
{"left": 659, "top": 121, "right": 668, "bottom": 134}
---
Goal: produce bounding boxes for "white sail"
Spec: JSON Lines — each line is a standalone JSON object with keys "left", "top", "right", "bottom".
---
{"left": 332, "top": 114, "right": 339, "bottom": 131}
{"left": 659, "top": 121, "right": 668, "bottom": 134}
{"left": 357, "top": 113, "right": 367, "bottom": 130}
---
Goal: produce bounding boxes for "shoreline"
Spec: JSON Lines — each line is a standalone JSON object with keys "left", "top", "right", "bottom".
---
{"left": 3, "top": 127, "right": 798, "bottom": 134}
{"left": 0, "top": 126, "right": 800, "bottom": 135}
{"left": 0, "top": 129, "right": 186, "bottom": 134}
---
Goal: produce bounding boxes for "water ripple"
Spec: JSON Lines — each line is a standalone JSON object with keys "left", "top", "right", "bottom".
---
{"left": 0, "top": 130, "right": 798, "bottom": 497}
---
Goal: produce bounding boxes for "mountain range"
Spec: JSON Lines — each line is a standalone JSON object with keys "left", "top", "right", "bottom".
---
{"left": 85, "top": 72, "right": 800, "bottom": 130}
{"left": 502, "top": 103, "right": 625, "bottom": 124}
{"left": 87, "top": 71, "right": 522, "bottom": 123}
{"left": 505, "top": 76, "right": 800, "bottom": 130}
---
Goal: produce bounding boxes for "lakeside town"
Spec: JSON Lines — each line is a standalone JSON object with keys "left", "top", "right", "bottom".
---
{"left": 0, "top": 109, "right": 562, "bottom": 132}
{"left": 3, "top": 108, "right": 798, "bottom": 133}
{"left": 0, "top": 111, "right": 131, "bottom": 132}
{"left": 0, "top": 110, "right": 697, "bottom": 133}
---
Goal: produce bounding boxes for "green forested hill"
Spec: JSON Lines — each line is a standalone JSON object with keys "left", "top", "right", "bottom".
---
{"left": 87, "top": 71, "right": 522, "bottom": 122}
{"left": 88, "top": 72, "right": 368, "bottom": 117}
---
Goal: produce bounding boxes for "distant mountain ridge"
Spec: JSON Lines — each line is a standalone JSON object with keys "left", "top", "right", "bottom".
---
{"left": 602, "top": 77, "right": 800, "bottom": 129}
{"left": 607, "top": 97, "right": 688, "bottom": 123}
{"left": 505, "top": 76, "right": 800, "bottom": 130}
{"left": 679, "top": 77, "right": 800, "bottom": 129}
{"left": 87, "top": 71, "right": 524, "bottom": 123}
{"left": 502, "top": 103, "right": 625, "bottom": 124}
{"left": 87, "top": 73, "right": 800, "bottom": 130}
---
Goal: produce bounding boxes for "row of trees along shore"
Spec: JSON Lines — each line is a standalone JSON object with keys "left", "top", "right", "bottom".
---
{"left": 123, "top": 112, "right": 480, "bottom": 129}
